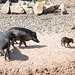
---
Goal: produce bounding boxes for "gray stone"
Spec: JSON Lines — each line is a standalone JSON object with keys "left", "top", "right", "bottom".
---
{"left": 41, "top": 1, "right": 46, "bottom": 5}
{"left": 24, "top": 1, "right": 30, "bottom": 6}
{"left": 29, "top": 2, "right": 35, "bottom": 7}
{"left": 33, "top": 2, "right": 43, "bottom": 15}
{"left": 54, "top": 4, "right": 60, "bottom": 9}
{"left": 18, "top": 1, "right": 26, "bottom": 5}
{"left": 25, "top": 8, "right": 33, "bottom": 14}
{"left": 59, "top": 4, "right": 68, "bottom": 15}
{"left": 43, "top": 5, "right": 55, "bottom": 14}
{"left": 46, "top": 1, "right": 54, "bottom": 5}
{"left": 1, "top": 1, "right": 11, "bottom": 14}
{"left": 10, "top": 5, "right": 25, "bottom": 14}
{"left": 18, "top": 1, "right": 30, "bottom": 6}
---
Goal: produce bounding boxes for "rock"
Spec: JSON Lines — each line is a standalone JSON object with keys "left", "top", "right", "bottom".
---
{"left": 18, "top": 1, "right": 29, "bottom": 6}
{"left": 43, "top": 5, "right": 55, "bottom": 14}
{"left": 41, "top": 1, "right": 46, "bottom": 5}
{"left": 54, "top": 4, "right": 60, "bottom": 10}
{"left": 21, "top": 5, "right": 28, "bottom": 13}
{"left": 1, "top": 0, "right": 11, "bottom": 14}
{"left": 33, "top": 2, "right": 43, "bottom": 15}
{"left": 61, "top": 9, "right": 67, "bottom": 15}
{"left": 29, "top": 2, "right": 35, "bottom": 7}
{"left": 59, "top": 4, "right": 68, "bottom": 15}
{"left": 59, "top": 4, "right": 65, "bottom": 10}
{"left": 21, "top": 5, "right": 28, "bottom": 8}
{"left": 22, "top": 5, "right": 33, "bottom": 14}
{"left": 24, "top": 1, "right": 30, "bottom": 6}
{"left": 10, "top": 5, "right": 25, "bottom": 14}
{"left": 25, "top": 8, "right": 33, "bottom": 14}
{"left": 18, "top": 1, "right": 26, "bottom": 5}
{"left": 43, "top": 1, "right": 56, "bottom": 14}
{"left": 32, "top": 0, "right": 36, "bottom": 3}
{"left": 46, "top": 1, "right": 54, "bottom": 5}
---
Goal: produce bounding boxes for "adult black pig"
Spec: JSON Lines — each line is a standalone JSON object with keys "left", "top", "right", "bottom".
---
{"left": 0, "top": 31, "right": 10, "bottom": 60}
{"left": 5, "top": 27, "right": 40, "bottom": 48}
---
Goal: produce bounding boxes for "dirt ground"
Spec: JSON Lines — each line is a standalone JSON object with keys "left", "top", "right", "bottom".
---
{"left": 0, "top": 0, "right": 75, "bottom": 75}
{"left": 0, "top": 32, "right": 75, "bottom": 75}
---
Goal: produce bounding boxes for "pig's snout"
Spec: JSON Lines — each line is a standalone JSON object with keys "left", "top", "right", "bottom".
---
{"left": 32, "top": 37, "right": 40, "bottom": 43}
{"left": 35, "top": 39, "right": 40, "bottom": 43}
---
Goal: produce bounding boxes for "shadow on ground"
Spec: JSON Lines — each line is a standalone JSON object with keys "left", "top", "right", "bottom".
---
{"left": 19, "top": 45, "right": 47, "bottom": 49}
{"left": 10, "top": 48, "right": 29, "bottom": 61}
{"left": 68, "top": 46, "right": 75, "bottom": 49}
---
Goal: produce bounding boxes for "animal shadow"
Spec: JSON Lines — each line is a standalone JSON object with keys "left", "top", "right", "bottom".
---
{"left": 68, "top": 46, "right": 75, "bottom": 49}
{"left": 20, "top": 45, "right": 47, "bottom": 49}
{"left": 10, "top": 48, "right": 29, "bottom": 61}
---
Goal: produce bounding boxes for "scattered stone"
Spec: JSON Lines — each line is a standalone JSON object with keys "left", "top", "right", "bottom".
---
{"left": 46, "top": 1, "right": 54, "bottom": 5}
{"left": 59, "top": 4, "right": 65, "bottom": 10}
{"left": 54, "top": 4, "right": 60, "bottom": 10}
{"left": 33, "top": 2, "right": 43, "bottom": 15}
{"left": 18, "top": 1, "right": 30, "bottom": 6}
{"left": 29, "top": 2, "right": 35, "bottom": 7}
{"left": 10, "top": 5, "right": 25, "bottom": 14}
{"left": 59, "top": 4, "right": 68, "bottom": 15}
{"left": 43, "top": 5, "right": 55, "bottom": 14}
{"left": 44, "top": 68, "right": 48, "bottom": 72}
{"left": 25, "top": 8, "right": 33, "bottom": 14}
{"left": 18, "top": 1, "right": 26, "bottom": 5}
{"left": 35, "top": 69, "right": 39, "bottom": 73}
{"left": 21, "top": 5, "right": 28, "bottom": 9}
{"left": 41, "top": 1, "right": 46, "bottom": 5}
{"left": 1, "top": 0, "right": 11, "bottom": 14}
{"left": 24, "top": 1, "right": 30, "bottom": 6}
{"left": 43, "top": 1, "right": 56, "bottom": 14}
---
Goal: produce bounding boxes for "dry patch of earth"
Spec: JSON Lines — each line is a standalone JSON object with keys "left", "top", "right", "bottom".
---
{"left": 0, "top": 0, "right": 75, "bottom": 74}
{"left": 0, "top": 32, "right": 75, "bottom": 75}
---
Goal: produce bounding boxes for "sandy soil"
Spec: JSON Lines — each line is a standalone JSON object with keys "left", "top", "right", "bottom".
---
{"left": 0, "top": 32, "right": 75, "bottom": 75}
{"left": 0, "top": 0, "right": 75, "bottom": 75}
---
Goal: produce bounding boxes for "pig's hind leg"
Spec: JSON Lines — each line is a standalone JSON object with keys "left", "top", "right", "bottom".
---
{"left": 23, "top": 41, "right": 27, "bottom": 47}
